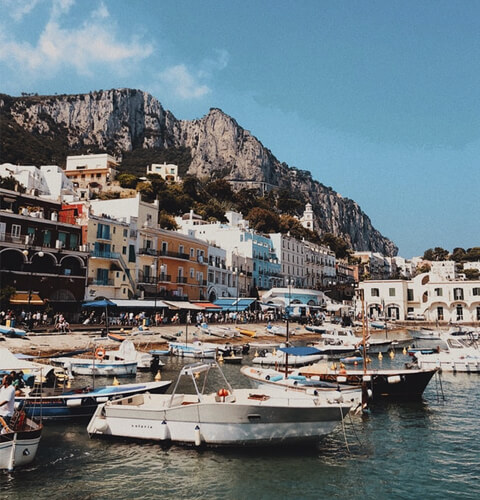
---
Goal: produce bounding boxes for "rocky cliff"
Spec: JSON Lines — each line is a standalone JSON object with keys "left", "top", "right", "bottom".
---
{"left": 0, "top": 88, "right": 397, "bottom": 256}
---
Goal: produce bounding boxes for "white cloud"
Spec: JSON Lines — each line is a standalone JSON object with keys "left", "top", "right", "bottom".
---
{"left": 92, "top": 1, "right": 109, "bottom": 20}
{"left": 158, "top": 64, "right": 210, "bottom": 100}
{"left": 0, "top": 7, "right": 153, "bottom": 78}
{"left": 0, "top": 0, "right": 42, "bottom": 21}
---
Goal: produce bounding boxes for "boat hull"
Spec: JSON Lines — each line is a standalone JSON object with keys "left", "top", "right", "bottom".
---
{"left": 87, "top": 390, "right": 349, "bottom": 446}
{"left": 415, "top": 354, "right": 480, "bottom": 373}
{"left": 17, "top": 381, "right": 172, "bottom": 420}
{"left": 0, "top": 424, "right": 42, "bottom": 470}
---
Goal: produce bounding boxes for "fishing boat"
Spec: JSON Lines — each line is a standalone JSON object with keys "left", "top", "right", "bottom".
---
{"left": 298, "top": 362, "right": 438, "bottom": 400}
{"left": 168, "top": 340, "right": 217, "bottom": 359}
{"left": 265, "top": 325, "right": 288, "bottom": 336}
{"left": 305, "top": 324, "right": 326, "bottom": 334}
{"left": 16, "top": 379, "right": 172, "bottom": 420}
{"left": 51, "top": 349, "right": 137, "bottom": 377}
{"left": 414, "top": 336, "right": 480, "bottom": 373}
{"left": 197, "top": 324, "right": 237, "bottom": 338}
{"left": 240, "top": 365, "right": 363, "bottom": 410}
{"left": 252, "top": 346, "right": 326, "bottom": 367}
{"left": 87, "top": 361, "right": 351, "bottom": 447}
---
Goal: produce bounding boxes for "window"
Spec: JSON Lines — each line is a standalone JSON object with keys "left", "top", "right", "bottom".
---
{"left": 70, "top": 233, "right": 78, "bottom": 249}
{"left": 389, "top": 288, "right": 395, "bottom": 297}
{"left": 123, "top": 229, "right": 128, "bottom": 238}
{"left": 161, "top": 242, "right": 168, "bottom": 254}
{"left": 43, "top": 230, "right": 52, "bottom": 246}
{"left": 407, "top": 289, "right": 414, "bottom": 301}
{"left": 58, "top": 232, "right": 68, "bottom": 245}
{"left": 122, "top": 246, "right": 127, "bottom": 255}
{"left": 96, "top": 223, "right": 110, "bottom": 240}
{"left": 453, "top": 288, "right": 464, "bottom": 301}
{"left": 190, "top": 248, "right": 194, "bottom": 258}
{"left": 437, "top": 307, "right": 444, "bottom": 321}
{"left": 128, "top": 244, "right": 136, "bottom": 263}
{"left": 456, "top": 304, "right": 463, "bottom": 321}
{"left": 11, "top": 224, "right": 21, "bottom": 239}
{"left": 473, "top": 288, "right": 480, "bottom": 296}
{"left": 179, "top": 245, "right": 184, "bottom": 255}
{"left": 371, "top": 288, "right": 380, "bottom": 297}
{"left": 190, "top": 268, "right": 195, "bottom": 278}
{"left": 434, "top": 288, "right": 443, "bottom": 297}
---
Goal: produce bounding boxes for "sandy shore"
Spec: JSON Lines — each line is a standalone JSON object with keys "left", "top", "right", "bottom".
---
{"left": 2, "top": 322, "right": 410, "bottom": 356}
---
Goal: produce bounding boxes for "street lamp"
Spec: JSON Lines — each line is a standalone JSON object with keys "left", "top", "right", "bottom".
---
{"left": 284, "top": 277, "right": 293, "bottom": 378}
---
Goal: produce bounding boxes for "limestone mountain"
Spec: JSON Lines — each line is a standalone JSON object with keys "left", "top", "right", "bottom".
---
{"left": 0, "top": 88, "right": 397, "bottom": 256}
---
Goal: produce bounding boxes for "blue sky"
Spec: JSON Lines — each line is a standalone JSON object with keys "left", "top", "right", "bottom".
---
{"left": 1, "top": 0, "right": 479, "bottom": 258}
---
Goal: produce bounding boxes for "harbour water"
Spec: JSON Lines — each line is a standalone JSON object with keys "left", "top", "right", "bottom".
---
{"left": 1, "top": 353, "right": 479, "bottom": 499}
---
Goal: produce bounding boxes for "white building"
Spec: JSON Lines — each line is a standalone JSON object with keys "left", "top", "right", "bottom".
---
{"left": 147, "top": 163, "right": 179, "bottom": 182}
{"left": 360, "top": 272, "right": 480, "bottom": 323}
{"left": 0, "top": 163, "right": 78, "bottom": 202}
{"left": 304, "top": 240, "right": 336, "bottom": 288}
{"left": 269, "top": 233, "right": 305, "bottom": 287}
{"left": 299, "top": 203, "right": 316, "bottom": 231}
{"left": 429, "top": 260, "right": 457, "bottom": 281}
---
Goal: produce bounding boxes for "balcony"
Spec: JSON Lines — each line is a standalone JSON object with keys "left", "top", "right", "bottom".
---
{"left": 176, "top": 276, "right": 187, "bottom": 284}
{"left": 138, "top": 247, "right": 158, "bottom": 256}
{"left": 87, "top": 278, "right": 114, "bottom": 286}
{"left": 160, "top": 249, "right": 190, "bottom": 260}
{"left": 90, "top": 250, "right": 121, "bottom": 260}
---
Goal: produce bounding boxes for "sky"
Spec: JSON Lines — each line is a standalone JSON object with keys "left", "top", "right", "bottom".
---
{"left": 1, "top": 0, "right": 479, "bottom": 258}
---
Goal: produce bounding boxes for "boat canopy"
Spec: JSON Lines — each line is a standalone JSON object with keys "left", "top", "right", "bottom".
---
{"left": 9, "top": 292, "right": 45, "bottom": 305}
{"left": 278, "top": 346, "right": 324, "bottom": 356}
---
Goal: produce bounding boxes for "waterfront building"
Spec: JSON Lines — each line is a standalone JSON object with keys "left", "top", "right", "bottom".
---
{"left": 0, "top": 188, "right": 88, "bottom": 315}
{"left": 176, "top": 211, "right": 281, "bottom": 291}
{"left": 304, "top": 240, "right": 337, "bottom": 288}
{"left": 353, "top": 251, "right": 392, "bottom": 280}
{"left": 269, "top": 233, "right": 305, "bottom": 287}
{"left": 359, "top": 272, "right": 480, "bottom": 322}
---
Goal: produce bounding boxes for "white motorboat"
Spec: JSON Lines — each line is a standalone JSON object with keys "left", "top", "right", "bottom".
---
{"left": 313, "top": 328, "right": 392, "bottom": 356}
{"left": 105, "top": 340, "right": 160, "bottom": 371}
{"left": 168, "top": 341, "right": 217, "bottom": 358}
{"left": 414, "top": 336, "right": 480, "bottom": 373}
{"left": 240, "top": 365, "right": 363, "bottom": 411}
{"left": 409, "top": 327, "right": 479, "bottom": 350}
{"left": 197, "top": 324, "right": 238, "bottom": 338}
{"left": 265, "top": 325, "right": 288, "bottom": 336}
{"left": 87, "top": 361, "right": 351, "bottom": 447}
{"left": 252, "top": 346, "right": 326, "bottom": 367}
{"left": 51, "top": 350, "right": 137, "bottom": 377}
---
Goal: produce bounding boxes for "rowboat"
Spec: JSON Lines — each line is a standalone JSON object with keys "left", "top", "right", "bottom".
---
{"left": 236, "top": 327, "right": 256, "bottom": 338}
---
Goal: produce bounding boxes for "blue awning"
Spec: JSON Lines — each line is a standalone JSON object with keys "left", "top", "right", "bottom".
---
{"left": 278, "top": 346, "right": 324, "bottom": 356}
{"left": 213, "top": 298, "right": 256, "bottom": 312}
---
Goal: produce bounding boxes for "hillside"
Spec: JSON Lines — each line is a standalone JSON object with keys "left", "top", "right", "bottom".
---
{"left": 0, "top": 89, "right": 397, "bottom": 256}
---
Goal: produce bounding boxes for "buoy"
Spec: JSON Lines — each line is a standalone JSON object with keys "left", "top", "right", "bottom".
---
{"left": 354, "top": 361, "right": 358, "bottom": 365}
{"left": 66, "top": 379, "right": 71, "bottom": 389}
{"left": 366, "top": 357, "right": 372, "bottom": 364}
{"left": 254, "top": 350, "right": 259, "bottom": 357}
{"left": 194, "top": 425, "right": 202, "bottom": 446}
{"left": 272, "top": 348, "right": 277, "bottom": 356}
{"left": 378, "top": 352, "right": 383, "bottom": 360}
{"left": 218, "top": 353, "right": 224, "bottom": 362}
{"left": 331, "top": 363, "right": 337, "bottom": 371}
{"left": 389, "top": 350, "right": 395, "bottom": 359}
{"left": 154, "top": 370, "right": 161, "bottom": 381}
{"left": 113, "top": 377, "right": 119, "bottom": 386}
{"left": 403, "top": 347, "right": 407, "bottom": 355}
{"left": 340, "top": 362, "right": 345, "bottom": 369}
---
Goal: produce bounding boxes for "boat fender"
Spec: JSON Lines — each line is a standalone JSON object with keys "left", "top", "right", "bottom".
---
{"left": 95, "top": 418, "right": 109, "bottom": 433}
{"left": 363, "top": 375, "right": 372, "bottom": 382}
{"left": 387, "top": 375, "right": 401, "bottom": 384}
{"left": 159, "top": 420, "right": 170, "bottom": 440}
{"left": 265, "top": 375, "right": 270, "bottom": 380}
{"left": 194, "top": 425, "right": 202, "bottom": 446}
{"left": 337, "top": 376, "right": 347, "bottom": 383}
{"left": 339, "top": 368, "right": 347, "bottom": 375}
{"left": 367, "top": 389, "right": 373, "bottom": 399}
{"left": 95, "top": 347, "right": 106, "bottom": 360}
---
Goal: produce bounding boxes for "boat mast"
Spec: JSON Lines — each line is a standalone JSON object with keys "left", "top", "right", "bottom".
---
{"left": 360, "top": 288, "right": 369, "bottom": 408}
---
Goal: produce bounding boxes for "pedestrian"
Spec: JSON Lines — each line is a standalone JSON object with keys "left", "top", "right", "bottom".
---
{"left": 0, "top": 375, "right": 16, "bottom": 427}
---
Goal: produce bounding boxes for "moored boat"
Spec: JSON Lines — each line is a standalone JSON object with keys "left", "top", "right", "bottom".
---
{"left": 87, "top": 361, "right": 351, "bottom": 447}
{"left": 252, "top": 346, "right": 326, "bottom": 367}
{"left": 51, "top": 351, "right": 137, "bottom": 377}
{"left": 168, "top": 341, "right": 217, "bottom": 358}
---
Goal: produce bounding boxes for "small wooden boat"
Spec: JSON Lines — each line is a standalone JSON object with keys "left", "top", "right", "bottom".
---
{"left": 339, "top": 356, "right": 364, "bottom": 364}
{"left": 236, "top": 327, "right": 256, "bottom": 338}
{"left": 0, "top": 325, "right": 28, "bottom": 339}
{"left": 0, "top": 411, "right": 42, "bottom": 470}
{"left": 107, "top": 332, "right": 127, "bottom": 342}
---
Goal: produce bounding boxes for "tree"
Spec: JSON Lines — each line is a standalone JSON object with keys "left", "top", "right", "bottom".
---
{"left": 433, "top": 247, "right": 449, "bottom": 261}
{"left": 464, "top": 268, "right": 480, "bottom": 280}
{"left": 117, "top": 173, "right": 139, "bottom": 189}
{"left": 320, "top": 233, "right": 351, "bottom": 259}
{"left": 158, "top": 211, "right": 178, "bottom": 230}
{"left": 451, "top": 247, "right": 466, "bottom": 262}
{"left": 465, "top": 247, "right": 480, "bottom": 262}
{"left": 205, "top": 179, "right": 234, "bottom": 202}
{"left": 246, "top": 207, "right": 280, "bottom": 233}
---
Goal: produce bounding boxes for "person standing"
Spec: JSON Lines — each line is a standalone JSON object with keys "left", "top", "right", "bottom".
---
{"left": 0, "top": 375, "right": 16, "bottom": 426}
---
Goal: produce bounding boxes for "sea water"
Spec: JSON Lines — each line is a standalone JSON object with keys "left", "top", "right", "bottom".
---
{"left": 1, "top": 353, "right": 479, "bottom": 499}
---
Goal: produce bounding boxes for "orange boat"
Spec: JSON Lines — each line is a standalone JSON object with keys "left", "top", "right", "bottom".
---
{"left": 236, "top": 327, "right": 256, "bottom": 338}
